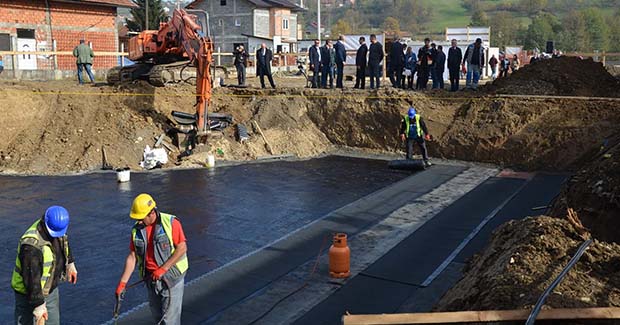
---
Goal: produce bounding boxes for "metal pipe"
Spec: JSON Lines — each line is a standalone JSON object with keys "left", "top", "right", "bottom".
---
{"left": 526, "top": 239, "right": 593, "bottom": 325}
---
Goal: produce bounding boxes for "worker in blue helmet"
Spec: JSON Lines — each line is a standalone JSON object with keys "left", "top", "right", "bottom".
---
{"left": 12, "top": 206, "right": 78, "bottom": 325}
{"left": 400, "top": 102, "right": 432, "bottom": 166}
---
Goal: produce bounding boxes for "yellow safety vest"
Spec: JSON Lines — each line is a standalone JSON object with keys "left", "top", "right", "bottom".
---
{"left": 132, "top": 213, "right": 188, "bottom": 283}
{"left": 11, "top": 220, "right": 69, "bottom": 296}
{"left": 404, "top": 115, "right": 423, "bottom": 138}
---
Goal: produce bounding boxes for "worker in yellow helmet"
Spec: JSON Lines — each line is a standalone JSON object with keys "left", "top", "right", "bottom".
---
{"left": 116, "top": 194, "right": 188, "bottom": 324}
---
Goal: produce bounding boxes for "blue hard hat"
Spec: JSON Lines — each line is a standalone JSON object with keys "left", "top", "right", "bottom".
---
{"left": 408, "top": 107, "right": 416, "bottom": 118}
{"left": 44, "top": 206, "right": 70, "bottom": 238}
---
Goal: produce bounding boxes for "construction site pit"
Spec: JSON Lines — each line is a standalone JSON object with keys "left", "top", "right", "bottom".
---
{"left": 0, "top": 56, "right": 619, "bottom": 324}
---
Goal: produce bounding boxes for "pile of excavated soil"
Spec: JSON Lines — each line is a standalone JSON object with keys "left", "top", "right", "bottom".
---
{"left": 550, "top": 133, "right": 620, "bottom": 244}
{"left": 485, "top": 57, "right": 620, "bottom": 97}
{"left": 1, "top": 79, "right": 620, "bottom": 174}
{"left": 435, "top": 216, "right": 620, "bottom": 312}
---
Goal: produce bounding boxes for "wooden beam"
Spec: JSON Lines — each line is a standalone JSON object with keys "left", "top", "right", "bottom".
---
{"left": 342, "top": 307, "right": 620, "bottom": 325}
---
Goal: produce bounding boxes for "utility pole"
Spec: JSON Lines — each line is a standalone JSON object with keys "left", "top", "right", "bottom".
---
{"left": 145, "top": 0, "right": 149, "bottom": 30}
{"left": 317, "top": 0, "right": 321, "bottom": 41}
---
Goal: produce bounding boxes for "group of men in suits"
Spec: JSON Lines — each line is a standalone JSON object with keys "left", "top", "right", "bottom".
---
{"left": 308, "top": 34, "right": 384, "bottom": 90}
{"left": 308, "top": 35, "right": 347, "bottom": 89}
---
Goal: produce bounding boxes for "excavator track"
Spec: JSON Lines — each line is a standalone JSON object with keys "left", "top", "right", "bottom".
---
{"left": 147, "top": 61, "right": 197, "bottom": 86}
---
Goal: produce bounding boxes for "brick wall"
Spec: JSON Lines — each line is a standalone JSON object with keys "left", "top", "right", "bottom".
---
{"left": 0, "top": 0, "right": 119, "bottom": 70}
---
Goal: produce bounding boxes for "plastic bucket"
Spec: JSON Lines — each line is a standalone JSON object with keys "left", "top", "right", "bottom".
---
{"left": 116, "top": 167, "right": 131, "bottom": 182}
{"left": 206, "top": 154, "right": 215, "bottom": 168}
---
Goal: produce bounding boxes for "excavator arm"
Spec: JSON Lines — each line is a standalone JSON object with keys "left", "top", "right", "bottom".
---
{"left": 167, "top": 9, "right": 213, "bottom": 133}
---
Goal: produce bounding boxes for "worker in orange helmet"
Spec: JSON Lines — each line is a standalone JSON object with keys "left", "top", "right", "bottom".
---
{"left": 116, "top": 194, "right": 188, "bottom": 324}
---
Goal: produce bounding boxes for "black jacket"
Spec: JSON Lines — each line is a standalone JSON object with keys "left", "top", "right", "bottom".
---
{"left": 233, "top": 49, "right": 249, "bottom": 67}
{"left": 447, "top": 46, "right": 462, "bottom": 70}
{"left": 309, "top": 45, "right": 321, "bottom": 71}
{"left": 356, "top": 43, "right": 368, "bottom": 67}
{"left": 368, "top": 42, "right": 384, "bottom": 65}
{"left": 334, "top": 41, "right": 346, "bottom": 64}
{"left": 434, "top": 50, "right": 446, "bottom": 72}
{"left": 17, "top": 220, "right": 74, "bottom": 306}
{"left": 320, "top": 45, "right": 330, "bottom": 66}
{"left": 418, "top": 46, "right": 432, "bottom": 68}
{"left": 389, "top": 42, "right": 404, "bottom": 67}
{"left": 256, "top": 48, "right": 273, "bottom": 76}
{"left": 400, "top": 116, "right": 429, "bottom": 139}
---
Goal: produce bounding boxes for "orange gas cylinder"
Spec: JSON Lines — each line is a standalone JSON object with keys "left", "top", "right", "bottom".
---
{"left": 329, "top": 233, "right": 351, "bottom": 278}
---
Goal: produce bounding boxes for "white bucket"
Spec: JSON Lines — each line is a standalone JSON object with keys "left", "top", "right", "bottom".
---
{"left": 206, "top": 154, "right": 215, "bottom": 168}
{"left": 117, "top": 168, "right": 131, "bottom": 182}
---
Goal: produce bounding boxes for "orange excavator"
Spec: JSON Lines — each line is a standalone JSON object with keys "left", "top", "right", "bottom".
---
{"left": 108, "top": 9, "right": 213, "bottom": 132}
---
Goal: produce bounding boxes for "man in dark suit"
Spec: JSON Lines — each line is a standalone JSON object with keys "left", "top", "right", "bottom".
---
{"left": 389, "top": 38, "right": 404, "bottom": 88}
{"left": 447, "top": 39, "right": 463, "bottom": 91}
{"left": 309, "top": 39, "right": 322, "bottom": 88}
{"left": 256, "top": 43, "right": 276, "bottom": 89}
{"left": 334, "top": 35, "right": 346, "bottom": 88}
{"left": 354, "top": 36, "right": 368, "bottom": 89}
{"left": 320, "top": 40, "right": 334, "bottom": 88}
{"left": 368, "top": 34, "right": 384, "bottom": 89}
{"left": 434, "top": 45, "right": 446, "bottom": 90}
{"left": 416, "top": 38, "right": 432, "bottom": 90}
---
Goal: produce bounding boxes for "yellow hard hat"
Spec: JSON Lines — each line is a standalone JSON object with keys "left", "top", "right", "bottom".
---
{"left": 130, "top": 193, "right": 156, "bottom": 220}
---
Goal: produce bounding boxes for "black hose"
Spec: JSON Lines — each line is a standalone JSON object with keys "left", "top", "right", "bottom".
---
{"left": 525, "top": 239, "right": 592, "bottom": 325}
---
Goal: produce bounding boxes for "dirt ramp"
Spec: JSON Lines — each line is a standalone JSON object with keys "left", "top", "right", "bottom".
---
{"left": 485, "top": 57, "right": 620, "bottom": 97}
{"left": 436, "top": 216, "right": 620, "bottom": 312}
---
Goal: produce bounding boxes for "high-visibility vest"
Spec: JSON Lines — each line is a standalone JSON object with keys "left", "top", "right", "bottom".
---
{"left": 404, "top": 115, "right": 423, "bottom": 138}
{"left": 11, "top": 220, "right": 69, "bottom": 296}
{"left": 132, "top": 213, "right": 188, "bottom": 285}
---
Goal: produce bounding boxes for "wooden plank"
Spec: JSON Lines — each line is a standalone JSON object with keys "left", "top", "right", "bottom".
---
{"left": 496, "top": 94, "right": 620, "bottom": 101}
{"left": 342, "top": 307, "right": 620, "bottom": 325}
{"left": 252, "top": 120, "right": 274, "bottom": 155}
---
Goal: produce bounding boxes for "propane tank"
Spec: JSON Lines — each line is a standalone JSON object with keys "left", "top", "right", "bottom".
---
{"left": 328, "top": 233, "right": 351, "bottom": 278}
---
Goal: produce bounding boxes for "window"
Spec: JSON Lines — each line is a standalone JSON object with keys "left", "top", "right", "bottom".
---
{"left": 220, "top": 0, "right": 226, "bottom": 5}
{"left": 282, "top": 18, "right": 289, "bottom": 30}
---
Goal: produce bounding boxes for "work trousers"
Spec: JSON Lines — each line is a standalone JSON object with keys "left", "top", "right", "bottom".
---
{"left": 406, "top": 138, "right": 429, "bottom": 161}
{"left": 311, "top": 64, "right": 321, "bottom": 88}
{"left": 448, "top": 67, "right": 460, "bottom": 91}
{"left": 236, "top": 63, "right": 246, "bottom": 85}
{"left": 147, "top": 277, "right": 185, "bottom": 325}
{"left": 15, "top": 288, "right": 60, "bottom": 325}
{"left": 416, "top": 66, "right": 429, "bottom": 90}
{"left": 336, "top": 62, "right": 344, "bottom": 88}
{"left": 259, "top": 69, "right": 276, "bottom": 89}
{"left": 354, "top": 65, "right": 366, "bottom": 89}
{"left": 77, "top": 63, "right": 95, "bottom": 84}
{"left": 465, "top": 63, "right": 481, "bottom": 89}
{"left": 389, "top": 64, "right": 403, "bottom": 88}
{"left": 321, "top": 64, "right": 334, "bottom": 88}
{"left": 368, "top": 62, "right": 381, "bottom": 89}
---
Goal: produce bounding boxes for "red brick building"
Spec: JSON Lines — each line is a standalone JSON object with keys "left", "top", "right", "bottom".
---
{"left": 0, "top": 0, "right": 135, "bottom": 72}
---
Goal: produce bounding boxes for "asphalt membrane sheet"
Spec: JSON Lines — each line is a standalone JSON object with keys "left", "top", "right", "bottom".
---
{"left": 0, "top": 156, "right": 410, "bottom": 324}
{"left": 295, "top": 173, "right": 568, "bottom": 324}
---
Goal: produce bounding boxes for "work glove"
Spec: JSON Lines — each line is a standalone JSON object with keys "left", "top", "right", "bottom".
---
{"left": 33, "top": 303, "right": 48, "bottom": 324}
{"left": 67, "top": 262, "right": 78, "bottom": 284}
{"left": 151, "top": 267, "right": 167, "bottom": 281}
{"left": 400, "top": 134, "right": 406, "bottom": 142}
{"left": 115, "top": 281, "right": 127, "bottom": 298}
{"left": 424, "top": 134, "right": 431, "bottom": 141}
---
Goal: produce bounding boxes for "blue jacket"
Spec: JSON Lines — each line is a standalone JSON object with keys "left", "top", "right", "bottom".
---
{"left": 334, "top": 41, "right": 346, "bottom": 64}
{"left": 405, "top": 52, "right": 417, "bottom": 70}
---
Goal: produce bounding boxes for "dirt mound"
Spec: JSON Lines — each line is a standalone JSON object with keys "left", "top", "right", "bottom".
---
{"left": 485, "top": 57, "right": 620, "bottom": 97}
{"left": 551, "top": 133, "right": 620, "bottom": 243}
{"left": 436, "top": 216, "right": 620, "bottom": 312}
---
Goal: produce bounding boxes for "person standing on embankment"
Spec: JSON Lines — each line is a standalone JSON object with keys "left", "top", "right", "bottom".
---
{"left": 72, "top": 39, "right": 95, "bottom": 85}
{"left": 400, "top": 103, "right": 432, "bottom": 167}
{"left": 116, "top": 194, "right": 188, "bottom": 325}
{"left": 12, "top": 206, "right": 78, "bottom": 325}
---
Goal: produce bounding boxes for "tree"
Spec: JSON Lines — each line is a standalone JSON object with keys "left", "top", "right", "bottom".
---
{"left": 581, "top": 7, "right": 609, "bottom": 51}
{"left": 331, "top": 19, "right": 352, "bottom": 36}
{"left": 470, "top": 10, "right": 489, "bottom": 26}
{"left": 520, "top": 0, "right": 548, "bottom": 17}
{"left": 490, "top": 11, "right": 520, "bottom": 49}
{"left": 523, "top": 13, "right": 560, "bottom": 50}
{"left": 557, "top": 10, "right": 588, "bottom": 51}
{"left": 126, "top": 0, "right": 167, "bottom": 32}
{"left": 382, "top": 16, "right": 401, "bottom": 35}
